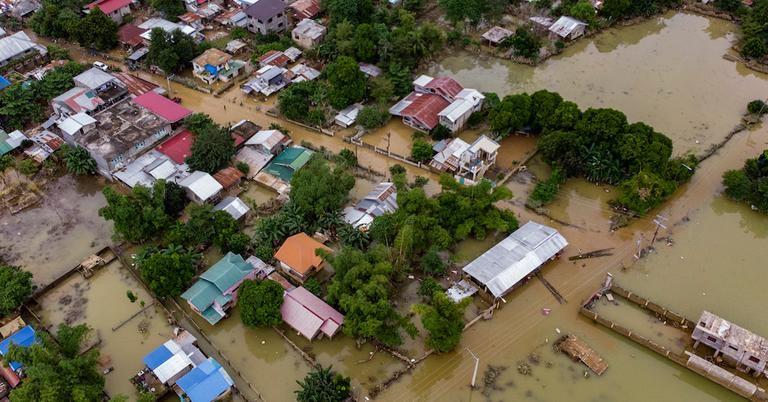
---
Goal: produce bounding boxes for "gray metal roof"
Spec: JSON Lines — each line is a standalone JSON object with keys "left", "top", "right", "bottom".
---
{"left": 0, "top": 31, "right": 45, "bottom": 64}
{"left": 463, "top": 221, "right": 568, "bottom": 298}
{"left": 74, "top": 67, "right": 117, "bottom": 90}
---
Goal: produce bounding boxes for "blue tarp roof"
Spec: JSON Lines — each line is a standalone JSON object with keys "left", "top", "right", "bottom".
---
{"left": 0, "top": 76, "right": 10, "bottom": 90}
{"left": 204, "top": 64, "right": 218, "bottom": 76}
{"left": 0, "top": 326, "right": 39, "bottom": 371}
{"left": 177, "top": 358, "right": 233, "bottom": 402}
{"left": 143, "top": 344, "right": 173, "bottom": 370}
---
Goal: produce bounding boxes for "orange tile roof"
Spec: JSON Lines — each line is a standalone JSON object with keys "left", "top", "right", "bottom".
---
{"left": 274, "top": 233, "right": 330, "bottom": 275}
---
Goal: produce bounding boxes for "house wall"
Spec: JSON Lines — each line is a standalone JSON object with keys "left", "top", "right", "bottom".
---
{"left": 247, "top": 12, "right": 287, "bottom": 35}
{"left": 108, "top": 5, "right": 130, "bottom": 23}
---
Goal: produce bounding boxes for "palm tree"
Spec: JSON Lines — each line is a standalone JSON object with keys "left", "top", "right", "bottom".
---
{"left": 295, "top": 365, "right": 351, "bottom": 402}
{"left": 62, "top": 145, "right": 97, "bottom": 175}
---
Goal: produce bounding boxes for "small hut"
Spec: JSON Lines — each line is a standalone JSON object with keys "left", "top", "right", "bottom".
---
{"left": 482, "top": 26, "right": 513, "bottom": 46}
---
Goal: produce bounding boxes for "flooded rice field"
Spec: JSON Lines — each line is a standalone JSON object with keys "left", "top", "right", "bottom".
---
{"left": 430, "top": 12, "right": 768, "bottom": 154}
{"left": 0, "top": 174, "right": 111, "bottom": 286}
{"left": 32, "top": 261, "right": 173, "bottom": 399}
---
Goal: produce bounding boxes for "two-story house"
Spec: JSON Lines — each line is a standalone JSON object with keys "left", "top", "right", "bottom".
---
{"left": 430, "top": 135, "right": 500, "bottom": 181}
{"left": 192, "top": 48, "right": 245, "bottom": 84}
{"left": 244, "top": 0, "right": 287, "bottom": 35}
{"left": 692, "top": 311, "right": 768, "bottom": 378}
{"left": 291, "top": 18, "right": 326, "bottom": 49}
{"left": 84, "top": 0, "right": 132, "bottom": 23}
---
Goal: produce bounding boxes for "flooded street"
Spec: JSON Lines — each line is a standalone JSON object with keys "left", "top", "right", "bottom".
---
{"left": 4, "top": 10, "right": 768, "bottom": 402}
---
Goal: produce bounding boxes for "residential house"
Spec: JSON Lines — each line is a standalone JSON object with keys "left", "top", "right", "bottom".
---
{"left": 389, "top": 75, "right": 483, "bottom": 133}
{"left": 225, "top": 39, "right": 247, "bottom": 55}
{"left": 274, "top": 232, "right": 330, "bottom": 284}
{"left": 192, "top": 48, "right": 246, "bottom": 84}
{"left": 181, "top": 252, "right": 257, "bottom": 325}
{"left": 257, "top": 49, "right": 290, "bottom": 68}
{"left": 0, "top": 129, "right": 26, "bottom": 156}
{"left": 178, "top": 12, "right": 204, "bottom": 30}
{"left": 113, "top": 150, "right": 188, "bottom": 188}
{"left": 245, "top": 0, "right": 287, "bottom": 35}
{"left": 66, "top": 98, "right": 173, "bottom": 177}
{"left": 179, "top": 171, "right": 223, "bottom": 204}
{"left": 342, "top": 182, "right": 397, "bottom": 229}
{"left": 57, "top": 112, "right": 97, "bottom": 143}
{"left": 138, "top": 18, "right": 198, "bottom": 44}
{"left": 549, "top": 16, "right": 587, "bottom": 41}
{"left": 482, "top": 26, "right": 513, "bottom": 46}
{"left": 281, "top": 286, "right": 345, "bottom": 341}
{"left": 529, "top": 16, "right": 554, "bottom": 34}
{"left": 9, "top": 0, "right": 42, "bottom": 19}
{"left": 73, "top": 67, "right": 129, "bottom": 106}
{"left": 288, "top": 0, "right": 320, "bottom": 20}
{"left": 463, "top": 221, "right": 567, "bottom": 301}
{"left": 283, "top": 46, "right": 302, "bottom": 63}
{"left": 430, "top": 134, "right": 500, "bottom": 181}
{"left": 212, "top": 166, "right": 244, "bottom": 190}
{"left": 254, "top": 146, "right": 312, "bottom": 193}
{"left": 156, "top": 129, "right": 194, "bottom": 164}
{"left": 692, "top": 311, "right": 768, "bottom": 378}
{"left": 24, "top": 129, "right": 64, "bottom": 163}
{"left": 241, "top": 64, "right": 288, "bottom": 96}
{"left": 358, "top": 62, "right": 382, "bottom": 79}
{"left": 334, "top": 103, "right": 363, "bottom": 128}
{"left": 139, "top": 329, "right": 205, "bottom": 393}
{"left": 215, "top": 8, "right": 247, "bottom": 27}
{"left": 437, "top": 88, "right": 484, "bottom": 133}
{"left": 176, "top": 358, "right": 234, "bottom": 402}
{"left": 0, "top": 326, "right": 39, "bottom": 375}
{"left": 112, "top": 71, "right": 167, "bottom": 97}
{"left": 132, "top": 91, "right": 193, "bottom": 128}
{"left": 234, "top": 128, "right": 291, "bottom": 177}
{"left": 118, "top": 24, "right": 148, "bottom": 48}
{"left": 291, "top": 18, "right": 326, "bottom": 49}
{"left": 84, "top": 0, "right": 132, "bottom": 23}
{"left": 229, "top": 119, "right": 261, "bottom": 146}
{"left": 213, "top": 196, "right": 250, "bottom": 220}
{"left": 246, "top": 255, "right": 274, "bottom": 279}
{"left": 287, "top": 63, "right": 320, "bottom": 83}
{"left": 0, "top": 31, "right": 46, "bottom": 68}
{"left": 52, "top": 87, "right": 105, "bottom": 117}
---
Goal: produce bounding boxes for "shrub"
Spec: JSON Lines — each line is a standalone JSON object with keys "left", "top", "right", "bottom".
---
{"left": 747, "top": 100, "right": 767, "bottom": 115}
{"left": 16, "top": 159, "right": 38, "bottom": 176}
{"left": 357, "top": 106, "right": 389, "bottom": 130}
{"left": 304, "top": 278, "right": 322, "bottom": 296}
{"left": 411, "top": 140, "right": 434, "bottom": 163}
{"left": 236, "top": 161, "right": 250, "bottom": 175}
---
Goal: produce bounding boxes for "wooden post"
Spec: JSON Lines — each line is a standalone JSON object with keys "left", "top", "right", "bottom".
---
{"left": 465, "top": 348, "right": 480, "bottom": 388}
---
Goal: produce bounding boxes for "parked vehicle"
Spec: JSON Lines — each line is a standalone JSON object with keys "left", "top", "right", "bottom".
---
{"left": 93, "top": 61, "right": 109, "bottom": 72}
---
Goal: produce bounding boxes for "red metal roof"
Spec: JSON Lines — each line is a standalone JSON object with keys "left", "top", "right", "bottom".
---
{"left": 289, "top": 0, "right": 320, "bottom": 19}
{"left": 133, "top": 92, "right": 192, "bottom": 124}
{"left": 258, "top": 50, "right": 290, "bottom": 67}
{"left": 400, "top": 93, "right": 450, "bottom": 130}
{"left": 157, "top": 130, "right": 194, "bottom": 164}
{"left": 118, "top": 24, "right": 147, "bottom": 47}
{"left": 86, "top": 0, "right": 131, "bottom": 15}
{"left": 425, "top": 77, "right": 463, "bottom": 100}
{"left": 212, "top": 166, "right": 244, "bottom": 189}
{"left": 112, "top": 72, "right": 160, "bottom": 96}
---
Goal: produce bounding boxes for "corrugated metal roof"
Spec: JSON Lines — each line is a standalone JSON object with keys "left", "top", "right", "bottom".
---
{"left": 0, "top": 31, "right": 45, "bottom": 64}
{"left": 549, "top": 16, "right": 587, "bottom": 38}
{"left": 463, "top": 221, "right": 568, "bottom": 298}
{"left": 179, "top": 171, "right": 222, "bottom": 202}
{"left": 213, "top": 196, "right": 250, "bottom": 220}
{"left": 281, "top": 286, "right": 344, "bottom": 340}
{"left": 176, "top": 358, "right": 233, "bottom": 402}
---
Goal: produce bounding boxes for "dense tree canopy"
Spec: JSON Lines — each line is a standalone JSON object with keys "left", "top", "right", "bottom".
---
{"left": 439, "top": 0, "right": 507, "bottom": 26}
{"left": 722, "top": 150, "right": 768, "bottom": 212}
{"left": 138, "top": 245, "right": 200, "bottom": 298}
{"left": 238, "top": 279, "right": 284, "bottom": 327}
{"left": 99, "top": 181, "right": 172, "bottom": 242}
{"left": 184, "top": 114, "right": 235, "bottom": 173}
{"left": 326, "top": 246, "right": 415, "bottom": 347}
{"left": 741, "top": 0, "right": 768, "bottom": 59}
{"left": 412, "top": 292, "right": 469, "bottom": 352}
{"left": 0, "top": 265, "right": 33, "bottom": 317}
{"left": 290, "top": 156, "right": 355, "bottom": 229}
{"left": 148, "top": 28, "right": 201, "bottom": 73}
{"left": 151, "top": 0, "right": 185, "bottom": 20}
{"left": 30, "top": 1, "right": 117, "bottom": 50}
{"left": 488, "top": 93, "right": 533, "bottom": 134}
{"left": 60, "top": 145, "right": 97, "bottom": 175}
{"left": 277, "top": 81, "right": 327, "bottom": 126}
{"left": 7, "top": 324, "right": 105, "bottom": 402}
{"left": 295, "top": 365, "right": 351, "bottom": 402}
{"left": 324, "top": 56, "right": 367, "bottom": 110}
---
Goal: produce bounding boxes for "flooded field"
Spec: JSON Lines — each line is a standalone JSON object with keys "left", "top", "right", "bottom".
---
{"left": 33, "top": 261, "right": 173, "bottom": 399}
{"left": 0, "top": 174, "right": 111, "bottom": 286}
{"left": 430, "top": 12, "right": 768, "bottom": 154}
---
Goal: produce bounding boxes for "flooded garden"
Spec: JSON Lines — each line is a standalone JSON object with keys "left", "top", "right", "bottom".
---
{"left": 3, "top": 9, "right": 768, "bottom": 402}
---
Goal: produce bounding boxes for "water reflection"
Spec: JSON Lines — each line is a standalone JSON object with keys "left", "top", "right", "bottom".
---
{"left": 710, "top": 194, "right": 768, "bottom": 238}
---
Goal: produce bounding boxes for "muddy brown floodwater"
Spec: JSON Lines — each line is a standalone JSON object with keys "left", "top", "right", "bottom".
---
{"left": 379, "top": 12, "right": 768, "bottom": 402}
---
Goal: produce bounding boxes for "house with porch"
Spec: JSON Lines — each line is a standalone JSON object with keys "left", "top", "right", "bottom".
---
{"left": 274, "top": 233, "right": 330, "bottom": 284}
{"left": 430, "top": 135, "right": 500, "bottom": 181}
{"left": 692, "top": 311, "right": 768, "bottom": 378}
{"left": 234, "top": 129, "right": 291, "bottom": 177}
{"left": 463, "top": 221, "right": 567, "bottom": 302}
{"left": 192, "top": 48, "right": 246, "bottom": 84}
{"left": 389, "top": 75, "right": 484, "bottom": 134}
{"left": 181, "top": 252, "right": 258, "bottom": 325}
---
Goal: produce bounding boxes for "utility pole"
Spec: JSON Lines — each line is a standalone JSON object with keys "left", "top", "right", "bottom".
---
{"left": 166, "top": 74, "right": 173, "bottom": 98}
{"left": 634, "top": 234, "right": 644, "bottom": 260}
{"left": 465, "top": 348, "right": 480, "bottom": 388}
{"left": 386, "top": 130, "right": 391, "bottom": 155}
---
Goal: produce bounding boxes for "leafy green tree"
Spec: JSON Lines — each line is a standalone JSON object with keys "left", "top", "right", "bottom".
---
{"left": 435, "top": 175, "right": 518, "bottom": 240}
{"left": 60, "top": 144, "right": 96, "bottom": 175}
{"left": 530, "top": 90, "right": 564, "bottom": 133}
{"left": 148, "top": 28, "right": 200, "bottom": 73}
{"left": 741, "top": 0, "right": 768, "bottom": 59}
{"left": 722, "top": 150, "right": 768, "bottom": 212}
{"left": 185, "top": 118, "right": 234, "bottom": 173}
{"left": 353, "top": 23, "right": 377, "bottom": 62}
{"left": 30, "top": 62, "right": 85, "bottom": 101}
{"left": 387, "top": 63, "right": 413, "bottom": 97}
{"left": 601, "top": 0, "right": 632, "bottom": 19}
{"left": 323, "top": 0, "right": 374, "bottom": 24}
{"left": 570, "top": 0, "right": 596, "bottom": 25}
{"left": 417, "top": 277, "right": 442, "bottom": 302}
{"left": 742, "top": 37, "right": 768, "bottom": 59}
{"left": 16, "top": 160, "right": 39, "bottom": 177}
{"left": 0, "top": 83, "right": 41, "bottom": 129}
{"left": 714, "top": 0, "right": 742, "bottom": 12}
{"left": 748, "top": 100, "right": 767, "bottom": 115}
{"left": 488, "top": 93, "right": 532, "bottom": 134}
{"left": 369, "top": 76, "right": 394, "bottom": 104}
{"left": 75, "top": 8, "right": 118, "bottom": 50}
{"left": 0, "top": 155, "right": 13, "bottom": 172}
{"left": 325, "top": 56, "right": 367, "bottom": 110}
{"left": 304, "top": 277, "right": 322, "bottom": 297}
{"left": 290, "top": 157, "right": 355, "bottom": 228}
{"left": 326, "top": 246, "right": 415, "bottom": 346}
{"left": 411, "top": 139, "right": 434, "bottom": 163}
{"left": 412, "top": 291, "right": 469, "bottom": 352}
{"left": 150, "top": 0, "right": 185, "bottom": 19}
{"left": 138, "top": 246, "right": 200, "bottom": 298}
{"left": 338, "top": 223, "right": 370, "bottom": 249}
{"left": 0, "top": 265, "right": 33, "bottom": 316}
{"left": 357, "top": 106, "right": 389, "bottom": 129}
{"left": 7, "top": 324, "right": 105, "bottom": 402}
{"left": 163, "top": 181, "right": 188, "bottom": 216}
{"left": 295, "top": 365, "right": 351, "bottom": 402}
{"left": 419, "top": 247, "right": 446, "bottom": 276}
{"left": 99, "top": 182, "right": 171, "bottom": 242}
{"left": 506, "top": 27, "right": 540, "bottom": 59}
{"left": 335, "top": 148, "right": 358, "bottom": 168}
{"left": 278, "top": 81, "right": 325, "bottom": 123}
{"left": 430, "top": 124, "right": 452, "bottom": 141}
{"left": 238, "top": 279, "right": 284, "bottom": 327}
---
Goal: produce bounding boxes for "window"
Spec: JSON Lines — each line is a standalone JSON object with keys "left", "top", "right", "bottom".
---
{"left": 707, "top": 336, "right": 718, "bottom": 343}
{"left": 729, "top": 345, "right": 739, "bottom": 351}
{"left": 699, "top": 321, "right": 706, "bottom": 327}
{"left": 268, "top": 17, "right": 272, "bottom": 23}
{"left": 278, "top": 22, "right": 283, "bottom": 28}
{"left": 749, "top": 356, "right": 760, "bottom": 364}
{"left": 277, "top": 12, "right": 282, "bottom": 18}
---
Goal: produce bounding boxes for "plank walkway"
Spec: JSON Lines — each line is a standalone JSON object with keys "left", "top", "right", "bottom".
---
{"left": 555, "top": 334, "right": 608, "bottom": 375}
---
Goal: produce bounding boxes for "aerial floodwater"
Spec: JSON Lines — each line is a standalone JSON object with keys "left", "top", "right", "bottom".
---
{"left": 380, "top": 11, "right": 768, "bottom": 402}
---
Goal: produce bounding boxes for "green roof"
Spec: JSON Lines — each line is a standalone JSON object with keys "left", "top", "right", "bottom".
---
{"left": 0, "top": 130, "right": 12, "bottom": 155}
{"left": 181, "top": 252, "right": 254, "bottom": 322}
{"left": 264, "top": 147, "right": 313, "bottom": 182}
{"left": 201, "top": 306, "right": 225, "bottom": 325}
